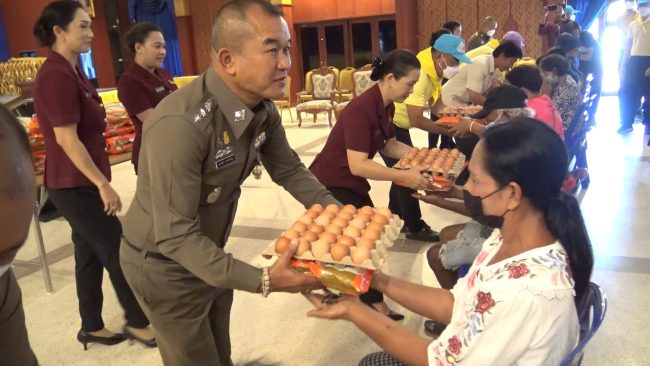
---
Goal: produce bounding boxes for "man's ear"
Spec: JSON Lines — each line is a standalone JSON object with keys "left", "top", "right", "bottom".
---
{"left": 214, "top": 47, "right": 237, "bottom": 76}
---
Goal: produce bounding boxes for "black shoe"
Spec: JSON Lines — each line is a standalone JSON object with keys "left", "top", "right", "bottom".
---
{"left": 424, "top": 320, "right": 446, "bottom": 335}
{"left": 77, "top": 330, "right": 126, "bottom": 351}
{"left": 405, "top": 223, "right": 440, "bottom": 242}
{"left": 366, "top": 302, "right": 405, "bottom": 321}
{"left": 123, "top": 326, "right": 157, "bottom": 348}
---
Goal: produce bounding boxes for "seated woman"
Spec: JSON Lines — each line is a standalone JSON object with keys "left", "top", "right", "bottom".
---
{"left": 538, "top": 54, "right": 581, "bottom": 132}
{"left": 506, "top": 65, "right": 564, "bottom": 138}
{"left": 305, "top": 118, "right": 594, "bottom": 366}
{"left": 309, "top": 50, "right": 430, "bottom": 320}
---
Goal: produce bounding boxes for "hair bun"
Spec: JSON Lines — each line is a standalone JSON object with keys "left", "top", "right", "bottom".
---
{"left": 371, "top": 57, "right": 383, "bottom": 69}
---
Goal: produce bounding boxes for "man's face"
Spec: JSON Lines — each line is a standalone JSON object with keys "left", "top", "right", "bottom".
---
{"left": 0, "top": 181, "right": 34, "bottom": 266}
{"left": 230, "top": 7, "right": 291, "bottom": 102}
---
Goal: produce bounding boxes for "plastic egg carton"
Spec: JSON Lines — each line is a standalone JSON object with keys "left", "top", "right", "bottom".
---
{"left": 262, "top": 216, "right": 404, "bottom": 270}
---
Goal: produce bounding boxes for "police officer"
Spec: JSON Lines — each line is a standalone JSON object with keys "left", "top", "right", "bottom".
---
{"left": 118, "top": 1, "right": 338, "bottom": 365}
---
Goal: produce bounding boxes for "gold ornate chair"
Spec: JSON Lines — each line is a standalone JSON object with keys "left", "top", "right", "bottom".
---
{"left": 334, "top": 64, "right": 377, "bottom": 118}
{"left": 272, "top": 75, "right": 293, "bottom": 123}
{"left": 296, "top": 65, "right": 337, "bottom": 127}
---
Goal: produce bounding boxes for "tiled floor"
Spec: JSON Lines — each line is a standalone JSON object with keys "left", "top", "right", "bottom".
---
{"left": 12, "top": 97, "right": 650, "bottom": 365}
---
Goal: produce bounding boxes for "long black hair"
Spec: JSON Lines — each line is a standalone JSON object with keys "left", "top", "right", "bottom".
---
{"left": 481, "top": 117, "right": 594, "bottom": 299}
{"left": 33, "top": 1, "right": 84, "bottom": 47}
{"left": 369, "top": 49, "right": 420, "bottom": 81}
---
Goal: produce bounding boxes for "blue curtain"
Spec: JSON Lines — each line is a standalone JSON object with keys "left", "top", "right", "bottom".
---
{"left": 569, "top": 0, "right": 609, "bottom": 30}
{"left": 0, "top": 7, "right": 9, "bottom": 62}
{"left": 127, "top": 0, "right": 183, "bottom": 76}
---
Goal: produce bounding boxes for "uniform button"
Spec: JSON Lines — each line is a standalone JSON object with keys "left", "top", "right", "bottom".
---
{"left": 207, "top": 187, "right": 222, "bottom": 204}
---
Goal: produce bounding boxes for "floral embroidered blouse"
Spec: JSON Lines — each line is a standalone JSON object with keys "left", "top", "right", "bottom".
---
{"left": 428, "top": 230, "right": 579, "bottom": 365}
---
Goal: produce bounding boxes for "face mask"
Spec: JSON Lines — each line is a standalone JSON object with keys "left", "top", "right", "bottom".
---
{"left": 463, "top": 187, "right": 509, "bottom": 228}
{"left": 545, "top": 73, "right": 559, "bottom": 85}
{"left": 569, "top": 14, "right": 576, "bottom": 21}
{"left": 443, "top": 65, "right": 460, "bottom": 79}
{"left": 487, "top": 29, "right": 496, "bottom": 37}
{"left": 0, "top": 260, "right": 13, "bottom": 278}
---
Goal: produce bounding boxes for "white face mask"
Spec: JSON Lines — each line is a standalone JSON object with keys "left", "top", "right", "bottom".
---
{"left": 487, "top": 29, "right": 496, "bottom": 37}
{"left": 0, "top": 260, "right": 13, "bottom": 278}
{"left": 443, "top": 65, "right": 461, "bottom": 79}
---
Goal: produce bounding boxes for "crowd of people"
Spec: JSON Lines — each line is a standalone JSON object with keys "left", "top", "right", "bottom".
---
{"left": 6, "top": 0, "right": 639, "bottom": 364}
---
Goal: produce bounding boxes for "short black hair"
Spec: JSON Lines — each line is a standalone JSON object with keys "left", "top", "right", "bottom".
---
{"left": 370, "top": 49, "right": 420, "bottom": 81}
{"left": 560, "top": 20, "right": 581, "bottom": 34}
{"left": 539, "top": 54, "right": 570, "bottom": 77}
{"left": 123, "top": 22, "right": 162, "bottom": 57}
{"left": 493, "top": 41, "right": 523, "bottom": 59}
{"left": 33, "top": 0, "right": 85, "bottom": 47}
{"left": 506, "top": 65, "right": 543, "bottom": 93}
{"left": 442, "top": 20, "right": 461, "bottom": 33}
{"left": 212, "top": 0, "right": 284, "bottom": 49}
{"left": 555, "top": 32, "right": 580, "bottom": 52}
{"left": 429, "top": 28, "right": 452, "bottom": 49}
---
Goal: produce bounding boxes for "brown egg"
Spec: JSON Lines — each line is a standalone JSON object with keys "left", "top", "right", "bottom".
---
{"left": 337, "top": 211, "right": 353, "bottom": 221}
{"left": 308, "top": 223, "right": 325, "bottom": 234}
{"left": 356, "top": 237, "right": 376, "bottom": 250}
{"left": 296, "top": 239, "right": 311, "bottom": 256}
{"left": 314, "top": 215, "right": 331, "bottom": 227}
{"left": 356, "top": 213, "right": 371, "bottom": 223}
{"left": 284, "top": 229, "right": 300, "bottom": 239}
{"left": 321, "top": 210, "right": 337, "bottom": 220}
{"left": 310, "top": 203, "right": 324, "bottom": 213}
{"left": 342, "top": 204, "right": 357, "bottom": 214}
{"left": 367, "top": 221, "right": 385, "bottom": 233}
{"left": 298, "top": 215, "right": 314, "bottom": 225}
{"left": 376, "top": 207, "right": 393, "bottom": 219}
{"left": 325, "top": 224, "right": 343, "bottom": 236}
{"left": 320, "top": 231, "right": 337, "bottom": 244}
{"left": 301, "top": 230, "right": 319, "bottom": 242}
{"left": 399, "top": 158, "right": 411, "bottom": 168}
{"left": 411, "top": 158, "right": 422, "bottom": 167}
{"left": 351, "top": 247, "right": 371, "bottom": 265}
{"left": 371, "top": 213, "right": 389, "bottom": 225}
{"left": 362, "top": 228, "right": 381, "bottom": 241}
{"left": 337, "top": 235, "right": 356, "bottom": 247}
{"left": 360, "top": 206, "right": 375, "bottom": 216}
{"left": 330, "top": 244, "right": 350, "bottom": 261}
{"left": 349, "top": 218, "right": 366, "bottom": 230}
{"left": 306, "top": 209, "right": 320, "bottom": 219}
{"left": 343, "top": 226, "right": 361, "bottom": 238}
{"left": 332, "top": 217, "right": 349, "bottom": 228}
{"left": 275, "top": 236, "right": 291, "bottom": 254}
{"left": 450, "top": 148, "right": 460, "bottom": 157}
{"left": 291, "top": 221, "right": 307, "bottom": 233}
{"left": 325, "top": 204, "right": 340, "bottom": 213}
{"left": 311, "top": 240, "right": 330, "bottom": 258}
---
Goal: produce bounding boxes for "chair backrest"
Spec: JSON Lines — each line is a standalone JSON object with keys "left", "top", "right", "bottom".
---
{"left": 352, "top": 64, "right": 377, "bottom": 97}
{"left": 559, "top": 282, "right": 607, "bottom": 366}
{"left": 283, "top": 75, "right": 291, "bottom": 100}
{"left": 173, "top": 75, "right": 198, "bottom": 88}
{"left": 339, "top": 67, "right": 355, "bottom": 92}
{"left": 310, "top": 65, "right": 337, "bottom": 100}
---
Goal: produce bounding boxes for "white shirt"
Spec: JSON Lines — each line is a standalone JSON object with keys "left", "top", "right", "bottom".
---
{"left": 441, "top": 54, "right": 496, "bottom": 106}
{"left": 427, "top": 230, "right": 579, "bottom": 365}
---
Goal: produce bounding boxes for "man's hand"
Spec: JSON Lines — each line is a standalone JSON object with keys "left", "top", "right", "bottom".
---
{"left": 435, "top": 118, "right": 473, "bottom": 137}
{"left": 268, "top": 240, "right": 323, "bottom": 293}
{"left": 400, "top": 166, "right": 432, "bottom": 191}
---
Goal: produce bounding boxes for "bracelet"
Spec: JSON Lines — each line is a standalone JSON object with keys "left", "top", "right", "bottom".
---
{"left": 261, "top": 267, "right": 271, "bottom": 298}
{"left": 469, "top": 121, "right": 475, "bottom": 133}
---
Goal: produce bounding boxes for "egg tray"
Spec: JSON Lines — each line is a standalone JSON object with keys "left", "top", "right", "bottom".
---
{"left": 438, "top": 105, "right": 483, "bottom": 118}
{"left": 393, "top": 151, "right": 466, "bottom": 177}
{"left": 262, "top": 216, "right": 404, "bottom": 270}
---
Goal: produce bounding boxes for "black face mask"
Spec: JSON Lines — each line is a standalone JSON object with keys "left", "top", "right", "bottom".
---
{"left": 463, "top": 187, "right": 509, "bottom": 228}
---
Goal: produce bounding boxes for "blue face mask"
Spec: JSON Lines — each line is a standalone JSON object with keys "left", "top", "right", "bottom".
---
{"left": 545, "top": 74, "right": 559, "bottom": 85}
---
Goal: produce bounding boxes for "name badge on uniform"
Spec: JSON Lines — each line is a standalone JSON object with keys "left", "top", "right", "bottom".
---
{"left": 215, "top": 135, "right": 235, "bottom": 168}
{"left": 254, "top": 132, "right": 267, "bottom": 150}
{"left": 234, "top": 109, "right": 246, "bottom": 122}
{"left": 207, "top": 187, "right": 221, "bottom": 204}
{"left": 155, "top": 86, "right": 165, "bottom": 93}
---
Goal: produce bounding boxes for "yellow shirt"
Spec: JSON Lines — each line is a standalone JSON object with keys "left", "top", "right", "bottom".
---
{"left": 628, "top": 16, "right": 650, "bottom": 56}
{"left": 393, "top": 48, "right": 441, "bottom": 129}
{"left": 465, "top": 39, "right": 500, "bottom": 62}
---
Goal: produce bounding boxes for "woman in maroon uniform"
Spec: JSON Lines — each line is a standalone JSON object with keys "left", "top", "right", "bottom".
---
{"left": 309, "top": 50, "right": 429, "bottom": 320}
{"left": 32, "top": 1, "right": 154, "bottom": 349}
{"left": 117, "top": 22, "right": 177, "bottom": 173}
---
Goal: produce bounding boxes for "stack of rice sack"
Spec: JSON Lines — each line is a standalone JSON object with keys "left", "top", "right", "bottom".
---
{"left": 27, "top": 115, "right": 46, "bottom": 174}
{"left": 0, "top": 57, "right": 46, "bottom": 95}
{"left": 104, "top": 104, "right": 135, "bottom": 154}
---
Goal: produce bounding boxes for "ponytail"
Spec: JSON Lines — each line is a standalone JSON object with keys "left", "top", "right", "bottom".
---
{"left": 544, "top": 192, "right": 593, "bottom": 300}
{"left": 369, "top": 57, "right": 384, "bottom": 81}
{"left": 368, "top": 50, "right": 420, "bottom": 82}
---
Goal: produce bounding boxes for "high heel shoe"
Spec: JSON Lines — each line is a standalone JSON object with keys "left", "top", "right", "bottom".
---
{"left": 123, "top": 326, "right": 157, "bottom": 348}
{"left": 77, "top": 329, "right": 126, "bottom": 351}
{"left": 365, "top": 302, "right": 405, "bottom": 321}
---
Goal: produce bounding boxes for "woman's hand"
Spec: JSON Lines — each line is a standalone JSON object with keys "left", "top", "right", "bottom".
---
{"left": 413, "top": 185, "right": 463, "bottom": 201}
{"left": 436, "top": 118, "right": 473, "bottom": 137}
{"left": 98, "top": 183, "right": 122, "bottom": 216}
{"left": 400, "top": 167, "right": 432, "bottom": 191}
{"left": 303, "top": 291, "right": 359, "bottom": 320}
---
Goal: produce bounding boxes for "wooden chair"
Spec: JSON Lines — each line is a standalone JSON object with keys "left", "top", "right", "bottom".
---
{"left": 337, "top": 67, "right": 355, "bottom": 102}
{"left": 296, "top": 65, "right": 337, "bottom": 127}
{"left": 334, "top": 64, "right": 377, "bottom": 118}
{"left": 272, "top": 75, "right": 293, "bottom": 123}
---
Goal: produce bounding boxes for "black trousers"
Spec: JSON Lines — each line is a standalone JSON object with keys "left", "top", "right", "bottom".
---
{"left": 619, "top": 56, "right": 650, "bottom": 128}
{"left": 0, "top": 270, "right": 38, "bottom": 366}
{"left": 47, "top": 187, "right": 149, "bottom": 332}
{"left": 379, "top": 126, "right": 426, "bottom": 232}
{"left": 328, "top": 187, "right": 383, "bottom": 305}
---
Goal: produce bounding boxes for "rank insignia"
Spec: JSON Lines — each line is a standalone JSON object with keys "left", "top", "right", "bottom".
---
{"left": 234, "top": 109, "right": 246, "bottom": 122}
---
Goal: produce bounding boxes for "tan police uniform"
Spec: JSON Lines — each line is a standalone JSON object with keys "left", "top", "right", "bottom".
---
{"left": 119, "top": 68, "right": 338, "bottom": 366}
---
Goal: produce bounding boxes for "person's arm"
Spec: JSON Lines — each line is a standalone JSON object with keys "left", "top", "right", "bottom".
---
{"left": 402, "top": 71, "right": 450, "bottom": 135}
{"left": 435, "top": 118, "right": 486, "bottom": 138}
{"left": 467, "top": 90, "right": 486, "bottom": 105}
{"left": 135, "top": 109, "right": 154, "bottom": 124}
{"left": 117, "top": 78, "right": 155, "bottom": 123}
{"left": 260, "top": 104, "right": 339, "bottom": 207}
{"left": 379, "top": 137, "right": 410, "bottom": 159}
{"left": 407, "top": 104, "right": 452, "bottom": 134}
{"left": 412, "top": 190, "right": 471, "bottom": 216}
{"left": 466, "top": 63, "right": 488, "bottom": 105}
{"left": 347, "top": 149, "right": 430, "bottom": 191}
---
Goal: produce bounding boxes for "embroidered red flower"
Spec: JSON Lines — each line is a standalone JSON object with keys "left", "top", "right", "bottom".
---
{"left": 475, "top": 251, "right": 489, "bottom": 265}
{"left": 508, "top": 263, "right": 530, "bottom": 279}
{"left": 474, "top": 291, "right": 496, "bottom": 314}
{"left": 447, "top": 335, "right": 462, "bottom": 356}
